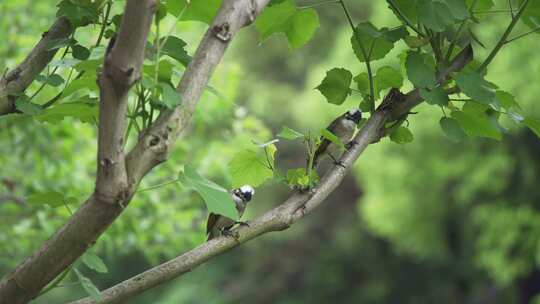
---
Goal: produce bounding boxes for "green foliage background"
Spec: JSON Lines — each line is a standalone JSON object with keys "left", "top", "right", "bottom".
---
{"left": 1, "top": 0, "right": 540, "bottom": 303}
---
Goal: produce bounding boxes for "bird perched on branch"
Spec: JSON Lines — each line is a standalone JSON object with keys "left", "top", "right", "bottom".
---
{"left": 206, "top": 185, "right": 255, "bottom": 240}
{"left": 312, "top": 109, "right": 362, "bottom": 168}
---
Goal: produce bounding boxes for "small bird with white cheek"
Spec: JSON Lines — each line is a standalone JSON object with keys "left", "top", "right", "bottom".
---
{"left": 312, "top": 109, "right": 362, "bottom": 168}
{"left": 206, "top": 185, "right": 255, "bottom": 240}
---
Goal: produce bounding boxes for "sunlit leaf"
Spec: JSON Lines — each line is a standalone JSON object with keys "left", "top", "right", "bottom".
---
{"left": 320, "top": 129, "right": 345, "bottom": 148}
{"left": 166, "top": 0, "right": 222, "bottom": 24}
{"left": 81, "top": 251, "right": 108, "bottom": 273}
{"left": 228, "top": 150, "right": 273, "bottom": 188}
{"left": 451, "top": 103, "right": 501, "bottom": 140}
{"left": 278, "top": 126, "right": 304, "bottom": 140}
{"left": 27, "top": 191, "right": 76, "bottom": 208}
{"left": 179, "top": 165, "right": 238, "bottom": 220}
{"left": 523, "top": 117, "right": 540, "bottom": 138}
{"left": 159, "top": 82, "right": 182, "bottom": 109}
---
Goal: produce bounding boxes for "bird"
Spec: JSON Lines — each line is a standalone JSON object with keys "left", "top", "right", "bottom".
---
{"left": 312, "top": 109, "right": 362, "bottom": 168}
{"left": 206, "top": 185, "right": 255, "bottom": 240}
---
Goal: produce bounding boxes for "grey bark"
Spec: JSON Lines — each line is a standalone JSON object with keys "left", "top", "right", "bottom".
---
{"left": 0, "top": 1, "right": 156, "bottom": 303}
{"left": 71, "top": 46, "right": 474, "bottom": 304}
{"left": 0, "top": 0, "right": 269, "bottom": 303}
{"left": 0, "top": 17, "right": 74, "bottom": 115}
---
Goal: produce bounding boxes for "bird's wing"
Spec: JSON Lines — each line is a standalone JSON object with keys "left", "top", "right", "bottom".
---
{"left": 206, "top": 213, "right": 219, "bottom": 235}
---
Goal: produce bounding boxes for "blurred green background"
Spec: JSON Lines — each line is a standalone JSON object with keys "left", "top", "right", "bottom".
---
{"left": 1, "top": 0, "right": 540, "bottom": 303}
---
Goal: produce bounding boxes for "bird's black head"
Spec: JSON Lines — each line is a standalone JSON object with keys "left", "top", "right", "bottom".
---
{"left": 236, "top": 185, "right": 255, "bottom": 202}
{"left": 345, "top": 109, "right": 362, "bottom": 124}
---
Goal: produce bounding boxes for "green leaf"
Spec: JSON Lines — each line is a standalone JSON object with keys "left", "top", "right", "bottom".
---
{"left": 420, "top": 87, "right": 449, "bottom": 106}
{"left": 496, "top": 90, "right": 520, "bottom": 110}
{"left": 159, "top": 83, "right": 182, "bottom": 109}
{"left": 406, "top": 51, "right": 436, "bottom": 88}
{"left": 265, "top": 144, "right": 278, "bottom": 166}
{"left": 320, "top": 129, "right": 345, "bottom": 148}
{"left": 35, "top": 102, "right": 99, "bottom": 124}
{"left": 166, "top": 0, "right": 222, "bottom": 24}
{"left": 159, "top": 36, "right": 191, "bottom": 66}
{"left": 404, "top": 36, "right": 429, "bottom": 48}
{"left": 81, "top": 251, "right": 108, "bottom": 273}
{"left": 27, "top": 191, "right": 76, "bottom": 208}
{"left": 316, "top": 68, "right": 353, "bottom": 105}
{"left": 286, "top": 168, "right": 319, "bottom": 188}
{"left": 15, "top": 96, "right": 42, "bottom": 115}
{"left": 278, "top": 126, "right": 304, "bottom": 140}
{"left": 351, "top": 23, "right": 405, "bottom": 62}
{"left": 523, "top": 117, "right": 540, "bottom": 138}
{"left": 417, "top": 0, "right": 468, "bottom": 32}
{"left": 522, "top": 0, "right": 540, "bottom": 31}
{"left": 444, "top": 0, "right": 469, "bottom": 20}
{"left": 387, "top": 0, "right": 418, "bottom": 24}
{"left": 255, "top": 0, "right": 297, "bottom": 40}
{"left": 440, "top": 117, "right": 467, "bottom": 142}
{"left": 57, "top": 0, "right": 100, "bottom": 26}
{"left": 74, "top": 269, "right": 101, "bottom": 302}
{"left": 455, "top": 71, "right": 496, "bottom": 105}
{"left": 50, "top": 58, "right": 81, "bottom": 68}
{"left": 63, "top": 74, "right": 99, "bottom": 97}
{"left": 179, "top": 165, "right": 239, "bottom": 220}
{"left": 228, "top": 150, "right": 273, "bottom": 189}
{"left": 255, "top": 1, "right": 320, "bottom": 49}
{"left": 375, "top": 66, "right": 403, "bottom": 92}
{"left": 286, "top": 8, "right": 320, "bottom": 48}
{"left": 354, "top": 73, "right": 370, "bottom": 96}
{"left": 143, "top": 60, "right": 174, "bottom": 83}
{"left": 451, "top": 103, "right": 501, "bottom": 140}
{"left": 466, "top": 0, "right": 494, "bottom": 11}
{"left": 72, "top": 45, "right": 90, "bottom": 60}
{"left": 389, "top": 126, "right": 413, "bottom": 144}
{"left": 47, "top": 74, "right": 65, "bottom": 87}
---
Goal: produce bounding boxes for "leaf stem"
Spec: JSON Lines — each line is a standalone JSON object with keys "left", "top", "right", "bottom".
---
{"left": 477, "top": 0, "right": 531, "bottom": 72}
{"left": 338, "top": 0, "right": 375, "bottom": 111}
{"left": 472, "top": 9, "right": 517, "bottom": 14}
{"left": 136, "top": 178, "right": 180, "bottom": 193}
{"left": 38, "top": 266, "right": 72, "bottom": 297}
{"left": 445, "top": 20, "right": 467, "bottom": 62}
{"left": 505, "top": 26, "right": 540, "bottom": 44}
{"left": 299, "top": 0, "right": 340, "bottom": 9}
{"left": 94, "top": 1, "right": 112, "bottom": 48}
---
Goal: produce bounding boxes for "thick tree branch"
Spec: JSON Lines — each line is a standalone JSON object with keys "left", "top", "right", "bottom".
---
{"left": 72, "top": 45, "right": 474, "bottom": 304}
{"left": 96, "top": 0, "right": 154, "bottom": 204}
{"left": 0, "top": 17, "right": 74, "bottom": 116}
{"left": 125, "top": 0, "right": 268, "bottom": 192}
{"left": 0, "top": 1, "right": 269, "bottom": 303}
{"left": 0, "top": 1, "right": 156, "bottom": 303}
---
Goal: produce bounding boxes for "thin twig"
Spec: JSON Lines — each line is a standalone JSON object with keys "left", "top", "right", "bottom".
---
{"left": 338, "top": 0, "right": 375, "bottom": 111}
{"left": 505, "top": 26, "right": 540, "bottom": 44}
{"left": 477, "top": 0, "right": 531, "bottom": 72}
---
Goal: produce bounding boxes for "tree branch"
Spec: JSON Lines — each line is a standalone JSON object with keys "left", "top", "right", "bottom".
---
{"left": 0, "top": 17, "right": 74, "bottom": 116}
{"left": 71, "top": 45, "right": 474, "bottom": 304}
{"left": 0, "top": 1, "right": 156, "bottom": 302}
{"left": 95, "top": 0, "right": 155, "bottom": 204}
{"left": 0, "top": 0, "right": 270, "bottom": 302}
